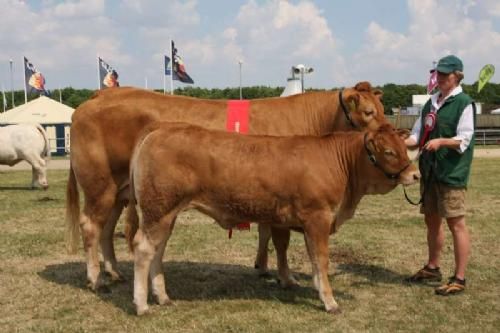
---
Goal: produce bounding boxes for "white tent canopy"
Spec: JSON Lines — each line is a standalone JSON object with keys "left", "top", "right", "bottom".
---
{"left": 0, "top": 95, "right": 74, "bottom": 125}
{"left": 0, "top": 96, "right": 75, "bottom": 155}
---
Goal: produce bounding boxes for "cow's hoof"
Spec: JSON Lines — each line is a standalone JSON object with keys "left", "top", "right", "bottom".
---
{"left": 112, "top": 275, "right": 127, "bottom": 284}
{"left": 327, "top": 307, "right": 342, "bottom": 315}
{"left": 86, "top": 280, "right": 97, "bottom": 291}
{"left": 97, "top": 284, "right": 112, "bottom": 294}
{"left": 87, "top": 281, "right": 111, "bottom": 294}
{"left": 136, "top": 305, "right": 150, "bottom": 316}
{"left": 113, "top": 276, "right": 127, "bottom": 284}
{"left": 105, "top": 271, "right": 127, "bottom": 283}
{"left": 157, "top": 297, "right": 173, "bottom": 306}
{"left": 278, "top": 277, "right": 300, "bottom": 289}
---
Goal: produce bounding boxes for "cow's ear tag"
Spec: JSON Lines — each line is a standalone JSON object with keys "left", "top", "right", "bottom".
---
{"left": 349, "top": 100, "right": 356, "bottom": 111}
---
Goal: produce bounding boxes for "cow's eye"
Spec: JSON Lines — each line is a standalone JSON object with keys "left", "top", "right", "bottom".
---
{"left": 364, "top": 109, "right": 374, "bottom": 116}
{"left": 384, "top": 149, "right": 395, "bottom": 156}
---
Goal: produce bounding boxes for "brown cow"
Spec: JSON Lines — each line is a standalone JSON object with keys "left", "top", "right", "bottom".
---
{"left": 126, "top": 122, "right": 419, "bottom": 315}
{"left": 67, "top": 82, "right": 388, "bottom": 291}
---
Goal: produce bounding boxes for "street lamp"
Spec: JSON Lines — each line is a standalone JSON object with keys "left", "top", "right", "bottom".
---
{"left": 9, "top": 59, "right": 15, "bottom": 108}
{"left": 292, "top": 64, "right": 314, "bottom": 93}
{"left": 238, "top": 60, "right": 243, "bottom": 100}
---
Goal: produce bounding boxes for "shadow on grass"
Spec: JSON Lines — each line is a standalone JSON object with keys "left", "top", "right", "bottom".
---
{"left": 38, "top": 260, "right": 354, "bottom": 314}
{"left": 0, "top": 185, "right": 36, "bottom": 191}
{"left": 336, "top": 262, "right": 410, "bottom": 286}
{"left": 327, "top": 246, "right": 411, "bottom": 286}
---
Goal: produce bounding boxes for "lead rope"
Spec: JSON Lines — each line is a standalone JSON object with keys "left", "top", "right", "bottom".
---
{"left": 403, "top": 150, "right": 434, "bottom": 206}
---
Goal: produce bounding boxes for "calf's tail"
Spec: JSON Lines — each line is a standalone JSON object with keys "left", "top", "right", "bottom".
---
{"left": 125, "top": 125, "right": 161, "bottom": 253}
{"left": 125, "top": 181, "right": 139, "bottom": 253}
{"left": 125, "top": 134, "right": 145, "bottom": 253}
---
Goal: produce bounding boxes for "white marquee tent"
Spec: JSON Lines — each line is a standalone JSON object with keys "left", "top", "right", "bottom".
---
{"left": 0, "top": 96, "right": 74, "bottom": 155}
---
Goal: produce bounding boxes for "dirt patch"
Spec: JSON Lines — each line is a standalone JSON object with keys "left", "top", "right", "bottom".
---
{"left": 474, "top": 148, "right": 500, "bottom": 158}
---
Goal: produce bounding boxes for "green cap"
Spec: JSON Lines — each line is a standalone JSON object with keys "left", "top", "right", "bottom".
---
{"left": 431, "top": 55, "right": 463, "bottom": 74}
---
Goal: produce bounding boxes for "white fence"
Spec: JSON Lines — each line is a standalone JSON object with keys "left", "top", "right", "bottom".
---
{"left": 476, "top": 129, "right": 500, "bottom": 145}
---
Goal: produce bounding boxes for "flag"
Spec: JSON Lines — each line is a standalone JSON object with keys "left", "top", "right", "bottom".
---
{"left": 164, "top": 56, "right": 171, "bottom": 75}
{"left": 171, "top": 41, "right": 194, "bottom": 84}
{"left": 98, "top": 57, "right": 120, "bottom": 89}
{"left": 478, "top": 64, "right": 495, "bottom": 93}
{"left": 24, "top": 57, "right": 49, "bottom": 96}
{"left": 427, "top": 70, "right": 438, "bottom": 94}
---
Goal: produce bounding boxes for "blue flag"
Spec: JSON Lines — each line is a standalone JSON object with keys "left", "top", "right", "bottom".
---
{"left": 165, "top": 56, "right": 171, "bottom": 75}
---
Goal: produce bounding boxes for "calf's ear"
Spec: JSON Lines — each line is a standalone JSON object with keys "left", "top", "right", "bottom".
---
{"left": 373, "top": 89, "right": 383, "bottom": 101}
{"left": 367, "top": 138, "right": 377, "bottom": 153}
{"left": 365, "top": 131, "right": 378, "bottom": 152}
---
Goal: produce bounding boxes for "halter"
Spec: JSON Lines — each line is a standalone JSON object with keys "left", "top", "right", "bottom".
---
{"left": 363, "top": 132, "right": 411, "bottom": 180}
{"left": 339, "top": 89, "right": 357, "bottom": 128}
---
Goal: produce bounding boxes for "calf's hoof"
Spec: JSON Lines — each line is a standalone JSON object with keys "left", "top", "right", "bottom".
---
{"left": 157, "top": 296, "right": 174, "bottom": 306}
{"left": 87, "top": 281, "right": 111, "bottom": 294}
{"left": 255, "top": 265, "right": 272, "bottom": 278}
{"left": 326, "top": 307, "right": 342, "bottom": 315}
{"left": 258, "top": 271, "right": 272, "bottom": 279}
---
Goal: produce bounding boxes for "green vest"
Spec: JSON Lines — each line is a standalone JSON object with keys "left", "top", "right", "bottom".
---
{"left": 419, "top": 92, "right": 475, "bottom": 188}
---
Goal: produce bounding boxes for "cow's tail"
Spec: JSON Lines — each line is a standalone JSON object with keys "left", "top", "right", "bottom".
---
{"left": 34, "top": 123, "right": 51, "bottom": 161}
{"left": 124, "top": 171, "right": 139, "bottom": 253}
{"left": 66, "top": 163, "right": 80, "bottom": 254}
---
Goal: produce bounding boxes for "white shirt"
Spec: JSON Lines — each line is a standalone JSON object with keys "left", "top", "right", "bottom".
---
{"left": 409, "top": 86, "right": 474, "bottom": 153}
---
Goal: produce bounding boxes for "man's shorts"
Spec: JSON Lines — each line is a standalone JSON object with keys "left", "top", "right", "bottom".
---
{"left": 420, "top": 181, "right": 466, "bottom": 218}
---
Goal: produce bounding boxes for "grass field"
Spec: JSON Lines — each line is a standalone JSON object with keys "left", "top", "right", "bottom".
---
{"left": 0, "top": 159, "right": 499, "bottom": 333}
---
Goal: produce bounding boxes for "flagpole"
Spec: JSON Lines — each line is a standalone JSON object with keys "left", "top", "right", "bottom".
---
{"left": 23, "top": 56, "right": 27, "bottom": 104}
{"left": 163, "top": 57, "right": 166, "bottom": 94}
{"left": 97, "top": 55, "right": 101, "bottom": 90}
{"left": 170, "top": 39, "right": 174, "bottom": 95}
{"left": 163, "top": 73, "right": 166, "bottom": 94}
{"left": 59, "top": 84, "right": 62, "bottom": 103}
{"left": 1, "top": 84, "right": 6, "bottom": 113}
{"left": 9, "top": 59, "right": 15, "bottom": 108}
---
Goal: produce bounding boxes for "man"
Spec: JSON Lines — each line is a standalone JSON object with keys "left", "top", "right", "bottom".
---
{"left": 405, "top": 55, "right": 475, "bottom": 295}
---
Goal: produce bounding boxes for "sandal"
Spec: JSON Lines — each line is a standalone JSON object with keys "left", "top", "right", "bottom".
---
{"left": 435, "top": 276, "right": 466, "bottom": 296}
{"left": 404, "top": 265, "right": 442, "bottom": 283}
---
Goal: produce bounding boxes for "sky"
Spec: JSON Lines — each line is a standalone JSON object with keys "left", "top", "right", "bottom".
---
{"left": 0, "top": 0, "right": 500, "bottom": 91}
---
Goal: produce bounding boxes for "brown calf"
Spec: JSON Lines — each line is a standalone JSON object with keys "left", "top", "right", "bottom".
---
{"left": 127, "top": 122, "right": 420, "bottom": 315}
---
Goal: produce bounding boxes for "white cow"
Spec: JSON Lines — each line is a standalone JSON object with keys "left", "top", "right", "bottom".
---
{"left": 0, "top": 124, "right": 50, "bottom": 189}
